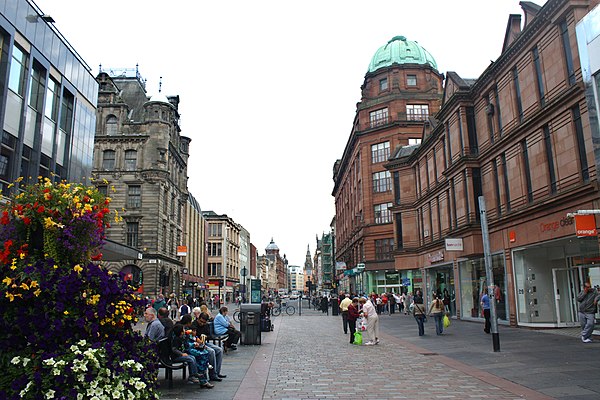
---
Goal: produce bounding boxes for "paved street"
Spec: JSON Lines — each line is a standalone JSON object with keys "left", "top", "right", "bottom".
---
{"left": 157, "top": 301, "right": 599, "bottom": 400}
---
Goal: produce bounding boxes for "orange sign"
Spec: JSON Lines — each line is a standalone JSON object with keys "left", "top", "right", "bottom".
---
{"left": 176, "top": 246, "right": 188, "bottom": 256}
{"left": 575, "top": 214, "right": 598, "bottom": 237}
{"left": 509, "top": 231, "right": 516, "bottom": 243}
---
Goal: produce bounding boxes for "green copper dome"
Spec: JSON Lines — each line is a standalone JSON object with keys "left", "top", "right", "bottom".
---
{"left": 368, "top": 36, "right": 438, "bottom": 73}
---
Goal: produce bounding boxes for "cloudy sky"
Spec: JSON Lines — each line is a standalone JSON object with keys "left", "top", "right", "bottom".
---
{"left": 33, "top": 0, "right": 545, "bottom": 266}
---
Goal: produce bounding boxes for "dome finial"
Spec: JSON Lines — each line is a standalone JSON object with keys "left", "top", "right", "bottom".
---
{"left": 159, "top": 76, "right": 163, "bottom": 93}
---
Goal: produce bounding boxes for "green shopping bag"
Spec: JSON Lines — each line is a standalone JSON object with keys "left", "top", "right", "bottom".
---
{"left": 443, "top": 314, "right": 451, "bottom": 328}
{"left": 353, "top": 331, "right": 363, "bottom": 345}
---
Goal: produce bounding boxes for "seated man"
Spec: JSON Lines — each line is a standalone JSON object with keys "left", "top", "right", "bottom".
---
{"left": 144, "top": 307, "right": 165, "bottom": 342}
{"left": 213, "top": 306, "right": 240, "bottom": 350}
{"left": 185, "top": 313, "right": 226, "bottom": 381}
{"left": 157, "top": 307, "right": 174, "bottom": 338}
{"left": 170, "top": 324, "right": 213, "bottom": 388}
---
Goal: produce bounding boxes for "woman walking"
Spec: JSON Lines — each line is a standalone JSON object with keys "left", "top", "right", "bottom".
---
{"left": 428, "top": 293, "right": 445, "bottom": 335}
{"left": 347, "top": 297, "right": 360, "bottom": 344}
{"left": 412, "top": 290, "right": 426, "bottom": 336}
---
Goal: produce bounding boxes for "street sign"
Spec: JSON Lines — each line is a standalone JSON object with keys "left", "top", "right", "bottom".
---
{"left": 241, "top": 267, "right": 248, "bottom": 277}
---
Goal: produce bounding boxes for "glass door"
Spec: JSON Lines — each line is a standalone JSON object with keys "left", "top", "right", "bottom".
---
{"left": 552, "top": 268, "right": 579, "bottom": 327}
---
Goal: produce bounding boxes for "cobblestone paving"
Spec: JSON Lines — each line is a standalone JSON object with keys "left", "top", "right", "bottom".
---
{"left": 263, "top": 314, "right": 525, "bottom": 400}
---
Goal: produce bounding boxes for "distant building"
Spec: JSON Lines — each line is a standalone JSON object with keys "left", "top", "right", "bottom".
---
{"left": 288, "top": 265, "right": 304, "bottom": 292}
{"left": 0, "top": 0, "right": 98, "bottom": 189}
{"left": 333, "top": 35, "right": 444, "bottom": 295}
{"left": 93, "top": 67, "right": 190, "bottom": 298}
{"left": 264, "top": 238, "right": 287, "bottom": 289}
{"left": 184, "top": 193, "right": 208, "bottom": 300}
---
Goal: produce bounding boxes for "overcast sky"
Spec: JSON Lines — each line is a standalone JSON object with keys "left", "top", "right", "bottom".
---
{"left": 33, "top": 0, "right": 545, "bottom": 267}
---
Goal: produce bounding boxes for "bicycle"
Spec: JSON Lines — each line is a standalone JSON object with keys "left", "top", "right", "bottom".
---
{"left": 271, "top": 303, "right": 295, "bottom": 316}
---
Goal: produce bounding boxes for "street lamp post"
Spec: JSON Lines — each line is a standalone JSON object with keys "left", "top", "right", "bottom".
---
{"left": 222, "top": 226, "right": 228, "bottom": 306}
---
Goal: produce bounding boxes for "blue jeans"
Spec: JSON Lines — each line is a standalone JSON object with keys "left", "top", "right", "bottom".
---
{"left": 579, "top": 312, "right": 595, "bottom": 340}
{"left": 205, "top": 343, "right": 223, "bottom": 377}
{"left": 415, "top": 315, "right": 425, "bottom": 336}
{"left": 433, "top": 313, "right": 443, "bottom": 335}
{"left": 173, "top": 354, "right": 198, "bottom": 376}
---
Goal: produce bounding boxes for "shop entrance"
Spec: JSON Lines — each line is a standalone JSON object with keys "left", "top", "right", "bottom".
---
{"left": 552, "top": 267, "right": 581, "bottom": 326}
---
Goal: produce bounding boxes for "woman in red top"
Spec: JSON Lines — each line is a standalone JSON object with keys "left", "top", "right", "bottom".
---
{"left": 347, "top": 298, "right": 360, "bottom": 344}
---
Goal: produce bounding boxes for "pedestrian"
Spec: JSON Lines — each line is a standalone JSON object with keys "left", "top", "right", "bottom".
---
{"left": 359, "top": 297, "right": 379, "bottom": 345}
{"left": 577, "top": 282, "right": 598, "bottom": 343}
{"left": 347, "top": 297, "right": 360, "bottom": 344}
{"left": 339, "top": 294, "right": 352, "bottom": 334}
{"left": 481, "top": 287, "right": 491, "bottom": 334}
{"left": 153, "top": 294, "right": 166, "bottom": 312}
{"left": 320, "top": 295, "right": 329, "bottom": 315}
{"left": 428, "top": 293, "right": 445, "bottom": 335}
{"left": 388, "top": 292, "right": 396, "bottom": 314}
{"left": 412, "top": 290, "right": 426, "bottom": 336}
{"left": 144, "top": 307, "right": 165, "bottom": 342}
{"left": 167, "top": 293, "right": 178, "bottom": 320}
{"left": 443, "top": 288, "right": 451, "bottom": 313}
{"left": 403, "top": 292, "right": 412, "bottom": 315}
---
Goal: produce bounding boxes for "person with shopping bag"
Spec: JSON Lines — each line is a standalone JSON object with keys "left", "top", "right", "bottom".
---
{"left": 347, "top": 297, "right": 360, "bottom": 344}
{"left": 359, "top": 297, "right": 379, "bottom": 345}
{"left": 427, "top": 292, "right": 445, "bottom": 335}
{"left": 412, "top": 290, "right": 426, "bottom": 336}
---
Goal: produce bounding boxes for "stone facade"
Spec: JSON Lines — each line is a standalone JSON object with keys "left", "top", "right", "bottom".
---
{"left": 93, "top": 68, "right": 190, "bottom": 299}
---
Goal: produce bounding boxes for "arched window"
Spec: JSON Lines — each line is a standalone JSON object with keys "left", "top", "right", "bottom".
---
{"left": 106, "top": 115, "right": 117, "bottom": 135}
{"left": 102, "top": 150, "right": 115, "bottom": 170}
{"left": 124, "top": 150, "right": 137, "bottom": 171}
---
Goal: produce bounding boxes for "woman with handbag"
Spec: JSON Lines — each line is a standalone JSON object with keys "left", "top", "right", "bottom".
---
{"left": 347, "top": 297, "right": 360, "bottom": 344}
{"left": 359, "top": 297, "right": 379, "bottom": 345}
{"left": 412, "top": 290, "right": 426, "bottom": 336}
{"left": 428, "top": 293, "right": 445, "bottom": 335}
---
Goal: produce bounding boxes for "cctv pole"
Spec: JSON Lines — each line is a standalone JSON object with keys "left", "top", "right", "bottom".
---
{"left": 478, "top": 196, "right": 500, "bottom": 352}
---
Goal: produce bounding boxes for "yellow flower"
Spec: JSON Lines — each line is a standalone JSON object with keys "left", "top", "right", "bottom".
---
{"left": 33, "top": 289, "right": 41, "bottom": 297}
{"left": 5, "top": 292, "right": 14, "bottom": 302}
{"left": 2, "top": 277, "right": 11, "bottom": 286}
{"left": 111, "top": 186, "right": 116, "bottom": 193}
{"left": 15, "top": 177, "right": 23, "bottom": 183}
{"left": 20, "top": 282, "right": 29, "bottom": 290}
{"left": 64, "top": 310, "right": 69, "bottom": 315}
{"left": 83, "top": 204, "right": 92, "bottom": 212}
{"left": 30, "top": 280, "right": 38, "bottom": 288}
{"left": 53, "top": 265, "right": 58, "bottom": 269}
{"left": 19, "top": 252, "right": 25, "bottom": 260}
{"left": 73, "top": 265, "right": 83, "bottom": 273}
{"left": 44, "top": 193, "right": 51, "bottom": 200}
{"left": 102, "top": 179, "right": 109, "bottom": 184}
{"left": 10, "top": 259, "right": 17, "bottom": 271}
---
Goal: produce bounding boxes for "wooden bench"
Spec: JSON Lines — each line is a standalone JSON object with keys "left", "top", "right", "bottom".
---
{"left": 157, "top": 337, "right": 187, "bottom": 389}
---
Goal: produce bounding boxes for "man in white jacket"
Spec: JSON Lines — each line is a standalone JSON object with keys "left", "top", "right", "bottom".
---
{"left": 359, "top": 297, "right": 379, "bottom": 345}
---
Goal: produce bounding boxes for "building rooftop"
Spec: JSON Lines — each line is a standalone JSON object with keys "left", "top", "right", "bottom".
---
{"left": 368, "top": 35, "right": 438, "bottom": 73}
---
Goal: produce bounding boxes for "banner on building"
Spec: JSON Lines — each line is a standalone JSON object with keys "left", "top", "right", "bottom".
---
{"left": 335, "top": 261, "right": 347, "bottom": 270}
{"left": 177, "top": 246, "right": 188, "bottom": 256}
{"left": 575, "top": 214, "right": 598, "bottom": 237}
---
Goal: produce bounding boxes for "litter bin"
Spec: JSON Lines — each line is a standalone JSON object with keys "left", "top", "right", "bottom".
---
{"left": 331, "top": 296, "right": 340, "bottom": 316}
{"left": 240, "top": 303, "right": 262, "bottom": 345}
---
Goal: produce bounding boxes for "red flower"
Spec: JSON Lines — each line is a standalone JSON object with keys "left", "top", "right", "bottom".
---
{"left": 37, "top": 206, "right": 45, "bottom": 213}
{"left": 91, "top": 253, "right": 103, "bottom": 261}
{"left": 0, "top": 211, "right": 9, "bottom": 225}
{"left": 23, "top": 217, "right": 31, "bottom": 225}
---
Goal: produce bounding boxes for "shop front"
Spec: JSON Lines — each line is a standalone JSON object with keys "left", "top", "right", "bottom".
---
{"left": 512, "top": 236, "right": 600, "bottom": 328}
{"left": 425, "top": 262, "right": 456, "bottom": 317}
{"left": 458, "top": 254, "right": 508, "bottom": 323}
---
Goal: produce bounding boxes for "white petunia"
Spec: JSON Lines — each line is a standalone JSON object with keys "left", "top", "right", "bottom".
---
{"left": 45, "top": 389, "right": 55, "bottom": 399}
{"left": 10, "top": 356, "right": 20, "bottom": 365}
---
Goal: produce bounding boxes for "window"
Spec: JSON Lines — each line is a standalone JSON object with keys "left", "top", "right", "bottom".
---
{"left": 8, "top": 45, "right": 27, "bottom": 96}
{"left": 406, "top": 104, "right": 429, "bottom": 121}
{"left": 106, "top": 115, "right": 117, "bottom": 136}
{"left": 543, "top": 125, "right": 557, "bottom": 194}
{"left": 208, "top": 242, "right": 222, "bottom": 257}
{"left": 494, "top": 85, "right": 503, "bottom": 135}
{"left": 393, "top": 171, "right": 401, "bottom": 205}
{"left": 369, "top": 108, "right": 388, "bottom": 128}
{"left": 532, "top": 47, "right": 545, "bottom": 106}
{"left": 560, "top": 20, "right": 575, "bottom": 86}
{"left": 102, "top": 150, "right": 115, "bottom": 170}
{"left": 163, "top": 189, "right": 168, "bottom": 213}
{"left": 408, "top": 138, "right": 421, "bottom": 145}
{"left": 522, "top": 140, "right": 533, "bottom": 203}
{"left": 208, "top": 263, "right": 221, "bottom": 276}
{"left": 379, "top": 78, "right": 388, "bottom": 91}
{"left": 127, "top": 185, "right": 141, "bottom": 209}
{"left": 395, "top": 214, "right": 403, "bottom": 249}
{"left": 513, "top": 67, "right": 523, "bottom": 121}
{"left": 572, "top": 106, "right": 589, "bottom": 182}
{"left": 486, "top": 95, "right": 494, "bottom": 144}
{"left": 371, "top": 141, "right": 390, "bottom": 163}
{"left": 472, "top": 168, "right": 482, "bottom": 220}
{"left": 445, "top": 122, "right": 452, "bottom": 166}
{"left": 501, "top": 153, "right": 510, "bottom": 212}
{"left": 28, "top": 61, "right": 46, "bottom": 111}
{"left": 208, "top": 223, "right": 222, "bottom": 237}
{"left": 407, "top": 74, "right": 417, "bottom": 86}
{"left": 493, "top": 160, "right": 502, "bottom": 215}
{"left": 374, "top": 202, "right": 393, "bottom": 224}
{"left": 124, "top": 150, "right": 137, "bottom": 171}
{"left": 45, "top": 79, "right": 60, "bottom": 121}
{"left": 97, "top": 185, "right": 108, "bottom": 197}
{"left": 372, "top": 170, "right": 391, "bottom": 193}
{"left": 375, "top": 238, "right": 394, "bottom": 260}
{"left": 466, "top": 106, "right": 478, "bottom": 155}
{"left": 126, "top": 222, "right": 139, "bottom": 247}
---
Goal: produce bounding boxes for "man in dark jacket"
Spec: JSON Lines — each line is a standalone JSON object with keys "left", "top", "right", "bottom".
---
{"left": 577, "top": 282, "right": 598, "bottom": 343}
{"left": 158, "top": 307, "right": 174, "bottom": 338}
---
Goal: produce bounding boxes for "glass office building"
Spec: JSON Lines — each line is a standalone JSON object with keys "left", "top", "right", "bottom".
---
{"left": 0, "top": 0, "right": 97, "bottom": 190}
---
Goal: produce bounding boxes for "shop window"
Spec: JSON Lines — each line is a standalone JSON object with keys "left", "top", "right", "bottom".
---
{"left": 459, "top": 254, "right": 507, "bottom": 321}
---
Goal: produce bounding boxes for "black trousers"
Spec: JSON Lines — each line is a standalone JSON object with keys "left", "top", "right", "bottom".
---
{"left": 341, "top": 311, "right": 348, "bottom": 333}
{"left": 483, "top": 309, "right": 491, "bottom": 333}
{"left": 348, "top": 319, "right": 356, "bottom": 343}
{"left": 226, "top": 327, "right": 241, "bottom": 347}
